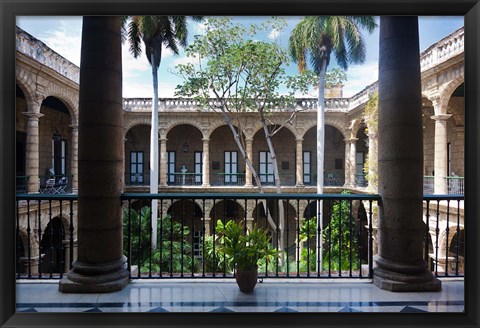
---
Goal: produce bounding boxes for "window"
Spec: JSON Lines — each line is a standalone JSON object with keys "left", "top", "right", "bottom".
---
{"left": 259, "top": 151, "right": 274, "bottom": 184}
{"left": 167, "top": 151, "right": 176, "bottom": 184}
{"left": 194, "top": 151, "right": 203, "bottom": 184}
{"left": 355, "top": 152, "right": 364, "bottom": 175}
{"left": 51, "top": 138, "right": 67, "bottom": 176}
{"left": 130, "top": 151, "right": 144, "bottom": 184}
{"left": 224, "top": 151, "right": 238, "bottom": 184}
{"left": 303, "top": 151, "right": 311, "bottom": 185}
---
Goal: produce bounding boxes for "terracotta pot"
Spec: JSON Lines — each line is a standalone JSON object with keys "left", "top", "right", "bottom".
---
{"left": 236, "top": 267, "right": 258, "bottom": 293}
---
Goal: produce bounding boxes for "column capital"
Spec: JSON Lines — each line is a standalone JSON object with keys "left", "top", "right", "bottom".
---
{"left": 245, "top": 137, "right": 254, "bottom": 143}
{"left": 430, "top": 114, "right": 452, "bottom": 122}
{"left": 22, "top": 112, "right": 44, "bottom": 120}
{"left": 367, "top": 132, "right": 377, "bottom": 139}
{"left": 344, "top": 137, "right": 358, "bottom": 144}
{"left": 295, "top": 138, "right": 304, "bottom": 143}
{"left": 202, "top": 137, "right": 210, "bottom": 142}
{"left": 69, "top": 124, "right": 79, "bottom": 130}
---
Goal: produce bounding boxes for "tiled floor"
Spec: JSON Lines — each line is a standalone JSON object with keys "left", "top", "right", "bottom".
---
{"left": 16, "top": 278, "right": 464, "bottom": 313}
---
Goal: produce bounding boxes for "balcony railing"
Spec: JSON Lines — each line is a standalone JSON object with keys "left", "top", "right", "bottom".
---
{"left": 446, "top": 176, "right": 464, "bottom": 195}
{"left": 15, "top": 193, "right": 464, "bottom": 280}
{"left": 167, "top": 172, "right": 203, "bottom": 186}
{"left": 211, "top": 173, "right": 246, "bottom": 186}
{"left": 423, "top": 176, "right": 464, "bottom": 195}
{"left": 355, "top": 174, "right": 368, "bottom": 188}
{"left": 424, "top": 176, "right": 435, "bottom": 194}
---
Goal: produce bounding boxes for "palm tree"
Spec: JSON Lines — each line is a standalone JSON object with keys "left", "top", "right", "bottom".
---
{"left": 288, "top": 16, "right": 377, "bottom": 271}
{"left": 122, "top": 16, "right": 203, "bottom": 249}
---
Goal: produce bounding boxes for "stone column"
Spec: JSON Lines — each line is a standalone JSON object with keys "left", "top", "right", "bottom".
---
{"left": 454, "top": 126, "right": 464, "bottom": 176}
{"left": 70, "top": 124, "right": 79, "bottom": 193}
{"left": 295, "top": 138, "right": 304, "bottom": 187}
{"left": 59, "top": 16, "right": 129, "bottom": 293}
{"left": 204, "top": 217, "right": 211, "bottom": 236}
{"left": 374, "top": 16, "right": 440, "bottom": 291}
{"left": 344, "top": 141, "right": 351, "bottom": 186}
{"left": 23, "top": 111, "right": 43, "bottom": 193}
{"left": 367, "top": 132, "right": 378, "bottom": 193}
{"left": 202, "top": 138, "right": 210, "bottom": 187}
{"left": 245, "top": 137, "right": 253, "bottom": 187}
{"left": 348, "top": 138, "right": 358, "bottom": 187}
{"left": 431, "top": 114, "right": 452, "bottom": 194}
{"left": 159, "top": 137, "right": 168, "bottom": 187}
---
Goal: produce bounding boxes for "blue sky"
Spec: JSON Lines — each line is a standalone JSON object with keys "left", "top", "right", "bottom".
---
{"left": 16, "top": 16, "right": 464, "bottom": 98}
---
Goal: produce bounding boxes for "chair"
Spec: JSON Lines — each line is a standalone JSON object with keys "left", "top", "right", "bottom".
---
{"left": 42, "top": 178, "right": 56, "bottom": 194}
{"left": 56, "top": 177, "right": 68, "bottom": 193}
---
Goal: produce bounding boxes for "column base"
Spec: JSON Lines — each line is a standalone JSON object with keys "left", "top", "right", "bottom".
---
{"left": 373, "top": 256, "right": 442, "bottom": 292}
{"left": 59, "top": 256, "right": 129, "bottom": 293}
{"left": 201, "top": 183, "right": 211, "bottom": 188}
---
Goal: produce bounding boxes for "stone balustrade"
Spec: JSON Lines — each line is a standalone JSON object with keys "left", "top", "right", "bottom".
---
{"left": 16, "top": 27, "right": 80, "bottom": 83}
{"left": 420, "top": 27, "right": 464, "bottom": 72}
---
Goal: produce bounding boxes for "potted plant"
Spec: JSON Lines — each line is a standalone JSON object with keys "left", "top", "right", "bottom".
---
{"left": 215, "top": 219, "right": 278, "bottom": 293}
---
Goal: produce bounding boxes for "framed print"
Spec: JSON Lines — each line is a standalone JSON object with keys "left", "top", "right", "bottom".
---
{"left": 1, "top": 1, "right": 479, "bottom": 327}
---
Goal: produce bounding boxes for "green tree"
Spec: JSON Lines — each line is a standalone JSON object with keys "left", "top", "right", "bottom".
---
{"left": 322, "top": 192, "right": 361, "bottom": 272}
{"left": 123, "top": 206, "right": 196, "bottom": 275}
{"left": 363, "top": 91, "right": 378, "bottom": 189}
{"left": 288, "top": 16, "right": 376, "bottom": 269}
{"left": 175, "top": 17, "right": 312, "bottom": 261}
{"left": 122, "top": 16, "right": 202, "bottom": 249}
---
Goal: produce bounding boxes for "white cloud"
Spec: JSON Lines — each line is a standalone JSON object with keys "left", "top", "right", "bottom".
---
{"left": 268, "top": 28, "right": 283, "bottom": 40}
{"left": 39, "top": 21, "right": 82, "bottom": 66}
{"left": 342, "top": 61, "right": 378, "bottom": 97}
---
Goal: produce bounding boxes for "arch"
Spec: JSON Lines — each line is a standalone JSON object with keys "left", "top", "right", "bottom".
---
{"left": 124, "top": 117, "right": 152, "bottom": 135}
{"left": 436, "top": 75, "right": 464, "bottom": 115}
{"left": 42, "top": 85, "right": 79, "bottom": 126}
{"left": 40, "top": 216, "right": 65, "bottom": 274}
{"left": 165, "top": 119, "right": 204, "bottom": 138}
{"left": 209, "top": 200, "right": 245, "bottom": 223}
{"left": 251, "top": 200, "right": 297, "bottom": 250}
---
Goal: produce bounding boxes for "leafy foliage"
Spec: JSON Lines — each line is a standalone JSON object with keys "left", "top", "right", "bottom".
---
{"left": 322, "top": 192, "right": 361, "bottom": 271}
{"left": 123, "top": 206, "right": 197, "bottom": 274}
{"left": 215, "top": 219, "right": 279, "bottom": 271}
{"left": 363, "top": 91, "right": 378, "bottom": 187}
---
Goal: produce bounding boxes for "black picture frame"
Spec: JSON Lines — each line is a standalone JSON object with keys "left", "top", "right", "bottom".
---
{"left": 1, "top": 1, "right": 479, "bottom": 327}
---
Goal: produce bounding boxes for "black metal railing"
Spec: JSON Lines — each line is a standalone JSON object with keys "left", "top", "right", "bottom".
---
{"left": 167, "top": 173, "right": 203, "bottom": 186}
{"left": 15, "top": 193, "right": 464, "bottom": 280}
{"left": 15, "top": 194, "right": 77, "bottom": 279}
{"left": 355, "top": 174, "right": 368, "bottom": 188}
{"left": 120, "top": 193, "right": 378, "bottom": 279}
{"left": 445, "top": 176, "right": 464, "bottom": 195}
{"left": 423, "top": 195, "right": 464, "bottom": 278}
{"left": 211, "top": 173, "right": 246, "bottom": 186}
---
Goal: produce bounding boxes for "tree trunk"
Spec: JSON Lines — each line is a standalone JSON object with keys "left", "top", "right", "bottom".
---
{"left": 150, "top": 50, "right": 160, "bottom": 249}
{"left": 221, "top": 109, "right": 278, "bottom": 232}
{"left": 260, "top": 119, "right": 285, "bottom": 266}
{"left": 316, "top": 58, "right": 327, "bottom": 272}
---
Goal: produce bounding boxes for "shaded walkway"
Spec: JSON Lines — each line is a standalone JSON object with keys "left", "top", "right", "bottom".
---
{"left": 16, "top": 279, "right": 464, "bottom": 313}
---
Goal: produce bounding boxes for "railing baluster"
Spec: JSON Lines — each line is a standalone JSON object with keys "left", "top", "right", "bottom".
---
{"left": 349, "top": 199, "right": 353, "bottom": 277}
{"left": 434, "top": 200, "right": 440, "bottom": 277}
{"left": 368, "top": 200, "right": 373, "bottom": 279}
{"left": 455, "top": 199, "right": 461, "bottom": 276}
{"left": 445, "top": 199, "right": 450, "bottom": 276}
{"left": 69, "top": 199, "right": 74, "bottom": 271}
{"left": 159, "top": 198, "right": 164, "bottom": 278}
{"left": 27, "top": 200, "right": 32, "bottom": 278}
{"left": 37, "top": 200, "right": 42, "bottom": 278}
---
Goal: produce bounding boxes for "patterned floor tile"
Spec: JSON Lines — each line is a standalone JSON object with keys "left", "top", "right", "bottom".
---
{"left": 400, "top": 306, "right": 428, "bottom": 313}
